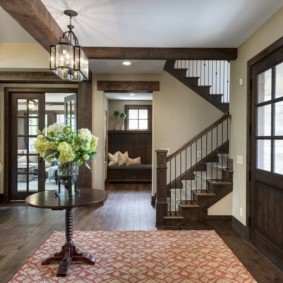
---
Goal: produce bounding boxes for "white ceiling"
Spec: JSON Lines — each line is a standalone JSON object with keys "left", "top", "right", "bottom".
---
{"left": 41, "top": 0, "right": 283, "bottom": 48}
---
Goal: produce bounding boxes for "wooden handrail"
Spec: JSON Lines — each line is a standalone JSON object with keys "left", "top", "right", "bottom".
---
{"left": 167, "top": 112, "right": 230, "bottom": 162}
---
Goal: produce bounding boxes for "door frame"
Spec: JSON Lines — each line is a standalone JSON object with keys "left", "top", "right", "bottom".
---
{"left": 247, "top": 37, "right": 283, "bottom": 247}
{"left": 4, "top": 87, "right": 78, "bottom": 201}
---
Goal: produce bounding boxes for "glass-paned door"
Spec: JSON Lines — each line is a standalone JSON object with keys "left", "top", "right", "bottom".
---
{"left": 250, "top": 52, "right": 283, "bottom": 270}
{"left": 11, "top": 93, "right": 45, "bottom": 200}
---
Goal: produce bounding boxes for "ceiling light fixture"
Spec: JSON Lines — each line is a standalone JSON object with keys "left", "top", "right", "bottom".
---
{"left": 50, "top": 10, "right": 89, "bottom": 81}
{"left": 122, "top": 61, "right": 131, "bottom": 66}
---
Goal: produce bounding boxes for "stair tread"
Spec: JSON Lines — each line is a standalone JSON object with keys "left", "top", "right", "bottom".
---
{"left": 164, "top": 215, "right": 184, "bottom": 219}
{"left": 194, "top": 192, "right": 216, "bottom": 196}
{"left": 209, "top": 181, "right": 232, "bottom": 185}
{"left": 179, "top": 203, "right": 200, "bottom": 208}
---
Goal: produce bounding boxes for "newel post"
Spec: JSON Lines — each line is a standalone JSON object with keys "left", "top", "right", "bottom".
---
{"left": 156, "top": 149, "right": 168, "bottom": 227}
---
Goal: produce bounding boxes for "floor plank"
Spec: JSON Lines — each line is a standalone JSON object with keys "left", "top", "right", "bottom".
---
{"left": 0, "top": 183, "right": 282, "bottom": 282}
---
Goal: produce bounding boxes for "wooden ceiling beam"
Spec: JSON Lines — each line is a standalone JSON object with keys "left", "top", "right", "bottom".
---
{"left": 0, "top": 72, "right": 75, "bottom": 83}
{"left": 97, "top": 81, "right": 160, "bottom": 92}
{"left": 0, "top": 0, "right": 62, "bottom": 51}
{"left": 84, "top": 47, "right": 237, "bottom": 61}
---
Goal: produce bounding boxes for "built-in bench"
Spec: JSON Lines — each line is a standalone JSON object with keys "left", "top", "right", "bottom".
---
{"left": 106, "top": 130, "right": 152, "bottom": 183}
{"left": 106, "top": 164, "right": 152, "bottom": 183}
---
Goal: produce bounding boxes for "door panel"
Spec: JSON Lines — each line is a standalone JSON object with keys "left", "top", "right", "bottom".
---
{"left": 11, "top": 93, "right": 45, "bottom": 200}
{"left": 250, "top": 46, "right": 283, "bottom": 270}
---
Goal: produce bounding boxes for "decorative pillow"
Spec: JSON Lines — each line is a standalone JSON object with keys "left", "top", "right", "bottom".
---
{"left": 127, "top": 156, "right": 141, "bottom": 166}
{"left": 118, "top": 151, "right": 129, "bottom": 166}
{"left": 108, "top": 151, "right": 120, "bottom": 166}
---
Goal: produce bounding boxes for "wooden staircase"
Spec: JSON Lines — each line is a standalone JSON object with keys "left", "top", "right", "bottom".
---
{"left": 164, "top": 60, "right": 229, "bottom": 113}
{"left": 165, "top": 153, "right": 233, "bottom": 228}
{"left": 156, "top": 113, "right": 232, "bottom": 229}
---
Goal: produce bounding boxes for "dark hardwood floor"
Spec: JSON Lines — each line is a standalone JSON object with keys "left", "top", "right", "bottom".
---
{"left": 0, "top": 183, "right": 282, "bottom": 282}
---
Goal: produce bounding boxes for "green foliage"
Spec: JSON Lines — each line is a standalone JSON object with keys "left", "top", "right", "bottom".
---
{"left": 119, "top": 112, "right": 127, "bottom": 120}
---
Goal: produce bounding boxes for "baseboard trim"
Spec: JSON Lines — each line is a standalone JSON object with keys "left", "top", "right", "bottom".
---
{"left": 205, "top": 215, "right": 232, "bottom": 227}
{"left": 162, "top": 215, "right": 232, "bottom": 230}
{"left": 232, "top": 216, "right": 247, "bottom": 239}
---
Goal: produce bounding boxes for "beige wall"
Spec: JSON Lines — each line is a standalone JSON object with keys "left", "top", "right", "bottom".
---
{"left": 0, "top": 43, "right": 49, "bottom": 70}
{"left": 230, "top": 7, "right": 283, "bottom": 225}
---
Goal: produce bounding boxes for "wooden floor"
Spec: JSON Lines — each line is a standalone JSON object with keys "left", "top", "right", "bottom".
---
{"left": 0, "top": 183, "right": 282, "bottom": 282}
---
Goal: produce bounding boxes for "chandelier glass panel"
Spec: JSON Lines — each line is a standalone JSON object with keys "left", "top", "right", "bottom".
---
{"left": 50, "top": 10, "right": 88, "bottom": 81}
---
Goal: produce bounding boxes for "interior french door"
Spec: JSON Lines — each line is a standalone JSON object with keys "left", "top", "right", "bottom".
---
{"left": 10, "top": 92, "right": 45, "bottom": 200}
{"left": 249, "top": 45, "right": 283, "bottom": 270}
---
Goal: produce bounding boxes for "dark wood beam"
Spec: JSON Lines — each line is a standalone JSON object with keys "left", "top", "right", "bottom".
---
{"left": 0, "top": 0, "right": 63, "bottom": 51}
{"left": 97, "top": 81, "right": 160, "bottom": 92}
{"left": 84, "top": 47, "right": 237, "bottom": 60}
{"left": 0, "top": 72, "right": 76, "bottom": 83}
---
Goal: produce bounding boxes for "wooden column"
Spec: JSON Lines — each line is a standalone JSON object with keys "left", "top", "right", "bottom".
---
{"left": 77, "top": 76, "right": 92, "bottom": 189}
{"left": 156, "top": 150, "right": 168, "bottom": 227}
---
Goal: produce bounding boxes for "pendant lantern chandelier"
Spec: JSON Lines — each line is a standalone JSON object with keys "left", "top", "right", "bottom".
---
{"left": 50, "top": 10, "right": 89, "bottom": 81}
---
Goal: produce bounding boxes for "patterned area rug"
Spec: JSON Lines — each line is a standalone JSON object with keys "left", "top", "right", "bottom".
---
{"left": 9, "top": 230, "right": 256, "bottom": 283}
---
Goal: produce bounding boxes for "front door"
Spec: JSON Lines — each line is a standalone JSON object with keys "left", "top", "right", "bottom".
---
{"left": 11, "top": 92, "right": 45, "bottom": 200}
{"left": 249, "top": 44, "right": 283, "bottom": 270}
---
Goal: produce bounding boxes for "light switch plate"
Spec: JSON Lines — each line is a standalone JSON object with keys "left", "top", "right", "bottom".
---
{"left": 237, "top": 155, "right": 243, "bottom": 164}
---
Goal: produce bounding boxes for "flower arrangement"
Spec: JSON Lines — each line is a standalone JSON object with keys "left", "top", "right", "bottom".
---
{"left": 34, "top": 123, "right": 98, "bottom": 168}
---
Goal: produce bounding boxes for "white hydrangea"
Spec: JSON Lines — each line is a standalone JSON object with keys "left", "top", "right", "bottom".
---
{"left": 47, "top": 123, "right": 64, "bottom": 136}
{"left": 78, "top": 128, "right": 92, "bottom": 141}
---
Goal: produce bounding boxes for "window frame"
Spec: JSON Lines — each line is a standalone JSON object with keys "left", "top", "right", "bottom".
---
{"left": 124, "top": 105, "right": 152, "bottom": 131}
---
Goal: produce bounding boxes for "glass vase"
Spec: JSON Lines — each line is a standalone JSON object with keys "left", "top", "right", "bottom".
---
{"left": 57, "top": 161, "right": 79, "bottom": 198}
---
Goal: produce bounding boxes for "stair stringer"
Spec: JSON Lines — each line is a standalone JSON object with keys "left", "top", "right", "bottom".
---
{"left": 164, "top": 60, "right": 229, "bottom": 113}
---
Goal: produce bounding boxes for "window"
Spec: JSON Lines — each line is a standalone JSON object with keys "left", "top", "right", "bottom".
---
{"left": 125, "top": 105, "right": 152, "bottom": 131}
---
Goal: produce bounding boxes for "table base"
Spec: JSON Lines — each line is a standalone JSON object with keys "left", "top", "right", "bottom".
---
{"left": 42, "top": 242, "right": 96, "bottom": 277}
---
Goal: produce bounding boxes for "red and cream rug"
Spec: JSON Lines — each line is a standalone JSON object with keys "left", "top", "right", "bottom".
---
{"left": 9, "top": 230, "right": 256, "bottom": 282}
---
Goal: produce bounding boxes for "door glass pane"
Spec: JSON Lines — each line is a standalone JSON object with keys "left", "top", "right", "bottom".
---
{"left": 275, "top": 62, "right": 283, "bottom": 99}
{"left": 18, "top": 99, "right": 27, "bottom": 112}
{"left": 257, "top": 105, "right": 271, "bottom": 136}
{"left": 275, "top": 101, "right": 283, "bottom": 136}
{"left": 257, "top": 69, "right": 272, "bottom": 103}
{"left": 18, "top": 137, "right": 27, "bottom": 151}
{"left": 257, "top": 140, "right": 271, "bottom": 171}
{"left": 56, "top": 114, "right": 65, "bottom": 124}
{"left": 17, "top": 118, "right": 27, "bottom": 135}
{"left": 29, "top": 117, "right": 39, "bottom": 135}
{"left": 28, "top": 99, "right": 38, "bottom": 114}
{"left": 274, "top": 140, "right": 283, "bottom": 175}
